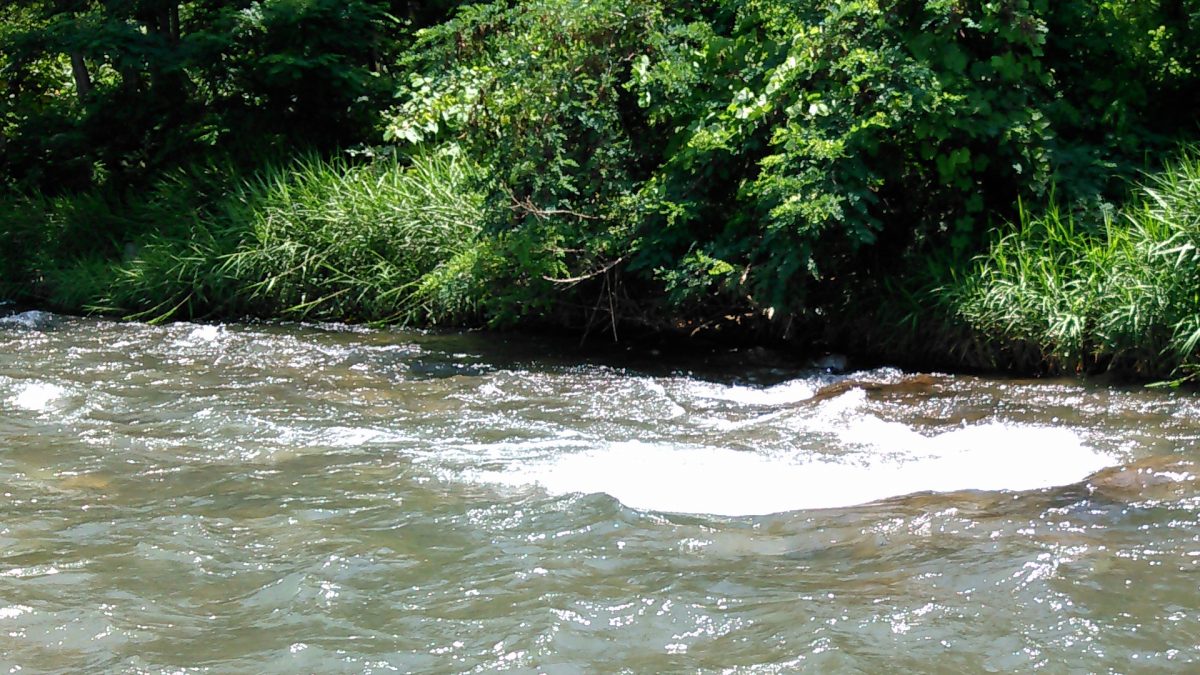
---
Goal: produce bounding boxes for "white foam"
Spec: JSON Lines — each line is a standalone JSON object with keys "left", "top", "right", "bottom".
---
{"left": 322, "top": 426, "right": 386, "bottom": 447}
{"left": 9, "top": 382, "right": 67, "bottom": 412}
{"left": 183, "top": 324, "right": 223, "bottom": 343}
{"left": 0, "top": 604, "right": 32, "bottom": 620}
{"left": 0, "top": 310, "right": 55, "bottom": 329}
{"left": 690, "top": 379, "right": 818, "bottom": 406}
{"left": 467, "top": 423, "right": 1117, "bottom": 516}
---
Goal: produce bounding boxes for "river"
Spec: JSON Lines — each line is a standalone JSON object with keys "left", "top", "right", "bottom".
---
{"left": 2, "top": 311, "right": 1199, "bottom": 672}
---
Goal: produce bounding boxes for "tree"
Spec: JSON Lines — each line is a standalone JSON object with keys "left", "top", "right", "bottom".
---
{"left": 0, "top": 0, "right": 459, "bottom": 192}
{"left": 386, "top": 0, "right": 1200, "bottom": 325}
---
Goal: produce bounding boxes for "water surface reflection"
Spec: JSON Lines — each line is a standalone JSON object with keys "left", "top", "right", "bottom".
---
{"left": 1, "top": 313, "right": 1198, "bottom": 671}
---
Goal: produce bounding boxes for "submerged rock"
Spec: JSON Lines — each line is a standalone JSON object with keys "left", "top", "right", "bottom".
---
{"left": 808, "top": 373, "right": 944, "bottom": 404}
{"left": 811, "top": 353, "right": 850, "bottom": 373}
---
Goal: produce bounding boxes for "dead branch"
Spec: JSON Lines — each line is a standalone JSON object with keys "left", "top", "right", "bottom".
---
{"left": 542, "top": 256, "right": 626, "bottom": 285}
{"left": 504, "top": 185, "right": 601, "bottom": 221}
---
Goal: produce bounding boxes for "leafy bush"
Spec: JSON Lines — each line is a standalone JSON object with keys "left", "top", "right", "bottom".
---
{"left": 387, "top": 0, "right": 668, "bottom": 322}
{"left": 387, "top": 0, "right": 1200, "bottom": 326}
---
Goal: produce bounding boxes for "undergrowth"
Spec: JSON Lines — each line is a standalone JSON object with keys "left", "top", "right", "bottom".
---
{"left": 1, "top": 150, "right": 486, "bottom": 324}
{"left": 948, "top": 150, "right": 1200, "bottom": 381}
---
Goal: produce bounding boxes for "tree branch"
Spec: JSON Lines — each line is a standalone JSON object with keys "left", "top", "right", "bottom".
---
{"left": 542, "top": 256, "right": 625, "bottom": 285}
{"left": 504, "top": 185, "right": 601, "bottom": 221}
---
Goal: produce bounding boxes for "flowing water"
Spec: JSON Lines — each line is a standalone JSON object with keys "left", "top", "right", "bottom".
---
{"left": 3, "top": 311, "right": 1200, "bottom": 672}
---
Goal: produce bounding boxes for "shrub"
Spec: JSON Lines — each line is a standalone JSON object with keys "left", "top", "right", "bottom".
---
{"left": 387, "top": 0, "right": 1200, "bottom": 326}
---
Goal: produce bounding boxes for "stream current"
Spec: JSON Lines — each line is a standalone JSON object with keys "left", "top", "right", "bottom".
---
{"left": 3, "top": 312, "right": 1200, "bottom": 671}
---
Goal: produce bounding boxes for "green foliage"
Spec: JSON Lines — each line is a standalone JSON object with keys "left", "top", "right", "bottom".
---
{"left": 0, "top": 186, "right": 161, "bottom": 301}
{"left": 0, "top": 151, "right": 486, "bottom": 323}
{"left": 216, "top": 150, "right": 484, "bottom": 322}
{"left": 954, "top": 199, "right": 1113, "bottom": 368}
{"left": 0, "top": 0, "right": 473, "bottom": 192}
{"left": 387, "top": 0, "right": 1200, "bottom": 323}
{"left": 388, "top": 0, "right": 672, "bottom": 318}
{"left": 633, "top": 0, "right": 1063, "bottom": 310}
{"left": 190, "top": 0, "right": 400, "bottom": 147}
{"left": 5, "top": 0, "right": 1200, "bottom": 382}
{"left": 952, "top": 149, "right": 1200, "bottom": 379}
{"left": 655, "top": 249, "right": 737, "bottom": 307}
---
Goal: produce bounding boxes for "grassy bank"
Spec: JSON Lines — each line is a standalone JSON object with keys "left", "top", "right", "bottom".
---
{"left": 4, "top": 148, "right": 1200, "bottom": 384}
{"left": 946, "top": 152, "right": 1200, "bottom": 382}
{"left": 1, "top": 150, "right": 486, "bottom": 325}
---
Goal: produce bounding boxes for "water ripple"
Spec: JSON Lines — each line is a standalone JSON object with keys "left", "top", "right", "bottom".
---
{"left": 2, "top": 315, "right": 1200, "bottom": 671}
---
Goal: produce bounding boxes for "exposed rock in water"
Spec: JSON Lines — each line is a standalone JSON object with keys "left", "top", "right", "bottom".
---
{"left": 811, "top": 353, "right": 850, "bottom": 373}
{"left": 0, "top": 309, "right": 58, "bottom": 330}
{"left": 1085, "top": 455, "right": 1200, "bottom": 503}
{"left": 807, "top": 373, "right": 945, "bottom": 404}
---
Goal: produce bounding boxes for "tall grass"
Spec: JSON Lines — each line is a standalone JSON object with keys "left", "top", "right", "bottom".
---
{"left": 216, "top": 152, "right": 482, "bottom": 319}
{"left": 212, "top": 150, "right": 484, "bottom": 323}
{"left": 950, "top": 150, "right": 1200, "bottom": 380}
{"left": 1, "top": 189, "right": 148, "bottom": 306}
{"left": 1, "top": 150, "right": 486, "bottom": 324}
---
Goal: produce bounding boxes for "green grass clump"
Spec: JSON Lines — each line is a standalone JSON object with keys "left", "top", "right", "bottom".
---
{"left": 0, "top": 189, "right": 145, "bottom": 306}
{"left": 213, "top": 150, "right": 484, "bottom": 323}
{"left": 2, "top": 150, "right": 487, "bottom": 324}
{"left": 951, "top": 150, "right": 1200, "bottom": 380}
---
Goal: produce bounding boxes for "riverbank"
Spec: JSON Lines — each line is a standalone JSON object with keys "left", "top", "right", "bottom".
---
{"left": 4, "top": 2, "right": 1198, "bottom": 383}
{"left": 4, "top": 149, "right": 1199, "bottom": 384}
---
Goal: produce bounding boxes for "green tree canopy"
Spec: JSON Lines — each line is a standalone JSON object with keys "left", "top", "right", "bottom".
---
{"left": 0, "top": 0, "right": 470, "bottom": 192}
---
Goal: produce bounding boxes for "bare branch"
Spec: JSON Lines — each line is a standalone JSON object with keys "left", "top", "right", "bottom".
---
{"left": 542, "top": 257, "right": 625, "bottom": 285}
{"left": 504, "top": 185, "right": 601, "bottom": 221}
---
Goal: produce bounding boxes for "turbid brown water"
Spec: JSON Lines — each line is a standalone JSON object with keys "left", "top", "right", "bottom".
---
{"left": 3, "top": 311, "right": 1200, "bottom": 672}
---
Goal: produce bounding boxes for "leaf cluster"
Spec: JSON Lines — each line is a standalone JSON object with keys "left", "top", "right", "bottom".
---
{"left": 0, "top": 0, "right": 466, "bottom": 192}
{"left": 385, "top": 0, "right": 1200, "bottom": 324}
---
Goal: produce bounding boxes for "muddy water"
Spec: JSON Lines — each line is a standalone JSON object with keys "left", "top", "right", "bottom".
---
{"left": 2, "top": 311, "right": 1200, "bottom": 672}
